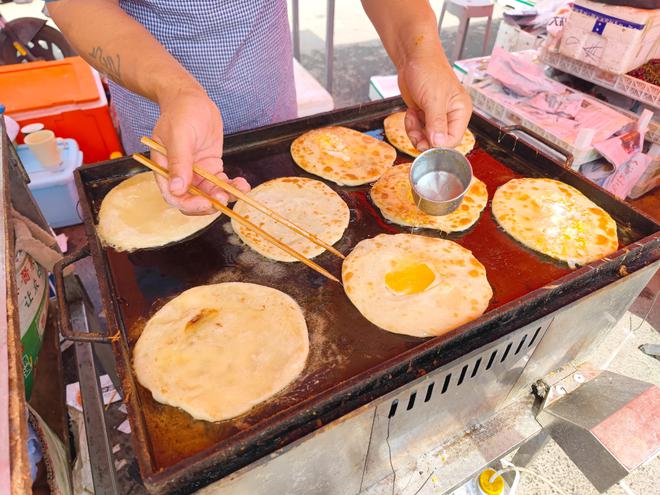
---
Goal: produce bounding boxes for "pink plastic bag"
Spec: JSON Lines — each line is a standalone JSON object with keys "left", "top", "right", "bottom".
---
{"left": 527, "top": 92, "right": 583, "bottom": 117}
{"left": 594, "top": 131, "right": 644, "bottom": 169}
{"left": 487, "top": 47, "right": 561, "bottom": 96}
{"left": 602, "top": 152, "right": 652, "bottom": 199}
{"left": 594, "top": 110, "right": 652, "bottom": 168}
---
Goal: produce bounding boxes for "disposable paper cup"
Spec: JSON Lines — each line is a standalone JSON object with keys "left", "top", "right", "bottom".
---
{"left": 24, "top": 130, "right": 62, "bottom": 170}
{"left": 21, "top": 123, "right": 45, "bottom": 136}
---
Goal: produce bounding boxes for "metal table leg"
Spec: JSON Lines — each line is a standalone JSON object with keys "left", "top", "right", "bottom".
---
{"left": 66, "top": 276, "right": 120, "bottom": 494}
{"left": 325, "top": 0, "right": 335, "bottom": 93}
{"left": 292, "top": 0, "right": 300, "bottom": 61}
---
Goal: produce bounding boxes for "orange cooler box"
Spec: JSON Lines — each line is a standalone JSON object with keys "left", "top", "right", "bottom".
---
{"left": 1, "top": 56, "right": 123, "bottom": 163}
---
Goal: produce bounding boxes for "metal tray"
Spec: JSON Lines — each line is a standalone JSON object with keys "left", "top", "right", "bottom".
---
{"left": 65, "top": 98, "right": 659, "bottom": 494}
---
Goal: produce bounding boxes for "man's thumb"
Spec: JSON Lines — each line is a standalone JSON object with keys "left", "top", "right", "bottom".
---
{"left": 423, "top": 98, "right": 449, "bottom": 148}
{"left": 163, "top": 134, "right": 193, "bottom": 196}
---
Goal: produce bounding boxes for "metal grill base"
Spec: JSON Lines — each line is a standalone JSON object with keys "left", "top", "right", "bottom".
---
{"left": 196, "top": 263, "right": 657, "bottom": 495}
{"left": 196, "top": 320, "right": 548, "bottom": 495}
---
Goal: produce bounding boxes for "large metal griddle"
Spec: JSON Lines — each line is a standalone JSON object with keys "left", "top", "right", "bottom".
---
{"left": 62, "top": 98, "right": 659, "bottom": 494}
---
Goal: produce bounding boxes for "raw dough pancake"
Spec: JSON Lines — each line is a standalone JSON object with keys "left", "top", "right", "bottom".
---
{"left": 96, "top": 172, "right": 220, "bottom": 252}
{"left": 133, "top": 283, "right": 309, "bottom": 422}
{"left": 291, "top": 126, "right": 396, "bottom": 186}
{"left": 371, "top": 163, "right": 488, "bottom": 232}
{"left": 232, "top": 177, "right": 349, "bottom": 262}
{"left": 342, "top": 234, "right": 492, "bottom": 337}
{"left": 492, "top": 178, "right": 618, "bottom": 267}
{"left": 383, "top": 111, "right": 476, "bottom": 157}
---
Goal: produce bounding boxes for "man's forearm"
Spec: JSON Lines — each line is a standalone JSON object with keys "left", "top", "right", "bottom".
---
{"left": 48, "top": 0, "right": 202, "bottom": 105}
{"left": 362, "top": 0, "right": 448, "bottom": 69}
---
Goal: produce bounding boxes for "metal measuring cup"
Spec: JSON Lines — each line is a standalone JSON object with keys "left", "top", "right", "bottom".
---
{"left": 409, "top": 148, "right": 473, "bottom": 216}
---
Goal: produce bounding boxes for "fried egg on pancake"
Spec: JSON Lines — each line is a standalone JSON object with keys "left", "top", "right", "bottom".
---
{"left": 96, "top": 172, "right": 220, "bottom": 252}
{"left": 342, "top": 234, "right": 492, "bottom": 337}
{"left": 492, "top": 178, "right": 618, "bottom": 267}
{"left": 232, "top": 177, "right": 349, "bottom": 262}
{"left": 383, "top": 111, "right": 476, "bottom": 157}
{"left": 371, "top": 163, "right": 488, "bottom": 232}
{"left": 133, "top": 283, "right": 309, "bottom": 422}
{"left": 290, "top": 126, "right": 396, "bottom": 186}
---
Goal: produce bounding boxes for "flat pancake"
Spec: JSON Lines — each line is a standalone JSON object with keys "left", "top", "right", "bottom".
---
{"left": 96, "top": 172, "right": 220, "bottom": 252}
{"left": 291, "top": 126, "right": 396, "bottom": 186}
{"left": 133, "top": 283, "right": 309, "bottom": 422}
{"left": 342, "top": 234, "right": 492, "bottom": 337}
{"left": 232, "top": 177, "right": 350, "bottom": 262}
{"left": 371, "top": 163, "right": 488, "bottom": 232}
{"left": 383, "top": 111, "right": 476, "bottom": 157}
{"left": 492, "top": 178, "right": 619, "bottom": 267}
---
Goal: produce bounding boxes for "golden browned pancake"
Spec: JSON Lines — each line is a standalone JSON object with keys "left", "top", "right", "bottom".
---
{"left": 492, "top": 178, "right": 619, "bottom": 267}
{"left": 133, "top": 283, "right": 309, "bottom": 422}
{"left": 370, "top": 163, "right": 488, "bottom": 232}
{"left": 96, "top": 172, "right": 220, "bottom": 252}
{"left": 383, "top": 111, "right": 476, "bottom": 157}
{"left": 232, "top": 177, "right": 349, "bottom": 261}
{"left": 342, "top": 234, "right": 492, "bottom": 337}
{"left": 291, "top": 126, "right": 396, "bottom": 185}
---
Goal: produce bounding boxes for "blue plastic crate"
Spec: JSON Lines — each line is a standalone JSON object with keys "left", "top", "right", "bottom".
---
{"left": 16, "top": 138, "right": 83, "bottom": 228}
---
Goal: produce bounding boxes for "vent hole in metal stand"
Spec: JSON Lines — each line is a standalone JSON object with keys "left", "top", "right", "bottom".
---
{"left": 424, "top": 382, "right": 435, "bottom": 402}
{"left": 515, "top": 335, "right": 528, "bottom": 355}
{"left": 528, "top": 326, "right": 542, "bottom": 347}
{"left": 407, "top": 392, "right": 417, "bottom": 411}
{"left": 457, "top": 365, "right": 468, "bottom": 386}
{"left": 471, "top": 358, "right": 482, "bottom": 378}
{"left": 389, "top": 400, "right": 399, "bottom": 418}
{"left": 486, "top": 350, "right": 497, "bottom": 370}
{"left": 441, "top": 373, "right": 451, "bottom": 394}
{"left": 500, "top": 342, "right": 512, "bottom": 363}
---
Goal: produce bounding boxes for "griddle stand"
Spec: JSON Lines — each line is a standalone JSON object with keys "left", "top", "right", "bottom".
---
{"left": 54, "top": 98, "right": 659, "bottom": 494}
{"left": 65, "top": 260, "right": 659, "bottom": 494}
{"left": 534, "top": 369, "right": 660, "bottom": 492}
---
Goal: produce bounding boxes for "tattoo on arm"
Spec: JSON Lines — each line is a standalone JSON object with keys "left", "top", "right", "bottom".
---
{"left": 88, "top": 46, "right": 122, "bottom": 83}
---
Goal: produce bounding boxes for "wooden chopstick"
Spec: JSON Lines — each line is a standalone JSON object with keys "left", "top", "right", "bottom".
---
{"left": 140, "top": 136, "right": 345, "bottom": 260}
{"left": 132, "top": 153, "right": 341, "bottom": 284}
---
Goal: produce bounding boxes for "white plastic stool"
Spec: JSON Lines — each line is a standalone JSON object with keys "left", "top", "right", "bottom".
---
{"left": 438, "top": 0, "right": 495, "bottom": 63}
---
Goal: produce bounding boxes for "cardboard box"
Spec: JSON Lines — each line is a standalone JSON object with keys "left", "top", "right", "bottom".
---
{"left": 559, "top": 1, "right": 660, "bottom": 74}
{"left": 495, "top": 21, "right": 545, "bottom": 53}
{"left": 368, "top": 75, "right": 400, "bottom": 100}
{"left": 453, "top": 55, "right": 492, "bottom": 85}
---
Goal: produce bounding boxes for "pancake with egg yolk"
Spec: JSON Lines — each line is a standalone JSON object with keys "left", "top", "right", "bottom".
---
{"left": 492, "top": 178, "right": 618, "bottom": 267}
{"left": 342, "top": 233, "right": 492, "bottom": 337}
{"left": 291, "top": 126, "right": 396, "bottom": 186}
{"left": 371, "top": 163, "right": 488, "bottom": 232}
{"left": 384, "top": 111, "right": 476, "bottom": 157}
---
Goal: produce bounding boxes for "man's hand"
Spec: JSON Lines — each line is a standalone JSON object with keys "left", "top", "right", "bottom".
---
{"left": 398, "top": 55, "right": 472, "bottom": 150}
{"left": 47, "top": 1, "right": 249, "bottom": 216}
{"left": 152, "top": 87, "right": 250, "bottom": 215}
{"left": 362, "top": 0, "right": 472, "bottom": 151}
